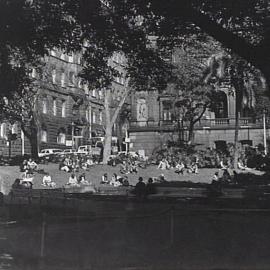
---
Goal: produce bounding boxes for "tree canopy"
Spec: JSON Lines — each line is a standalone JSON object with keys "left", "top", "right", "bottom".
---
{"left": 0, "top": 0, "right": 269, "bottom": 101}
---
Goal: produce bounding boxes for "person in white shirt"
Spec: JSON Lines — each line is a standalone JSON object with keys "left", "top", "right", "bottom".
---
{"left": 67, "top": 173, "right": 79, "bottom": 186}
{"left": 42, "top": 172, "right": 56, "bottom": 188}
{"left": 158, "top": 158, "right": 169, "bottom": 170}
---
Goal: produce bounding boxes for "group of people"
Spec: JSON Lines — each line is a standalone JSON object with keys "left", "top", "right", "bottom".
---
{"left": 119, "top": 160, "right": 138, "bottom": 174}
{"left": 59, "top": 155, "right": 95, "bottom": 173}
{"left": 18, "top": 158, "right": 40, "bottom": 188}
{"left": 157, "top": 157, "right": 199, "bottom": 175}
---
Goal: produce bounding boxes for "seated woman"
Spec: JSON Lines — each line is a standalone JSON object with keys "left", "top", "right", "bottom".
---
{"left": 42, "top": 172, "right": 56, "bottom": 188}
{"left": 78, "top": 173, "right": 90, "bottom": 185}
{"left": 66, "top": 173, "right": 79, "bottom": 186}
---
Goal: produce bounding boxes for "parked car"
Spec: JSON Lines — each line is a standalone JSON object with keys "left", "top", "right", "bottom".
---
{"left": 77, "top": 145, "right": 101, "bottom": 156}
{"left": 38, "top": 149, "right": 62, "bottom": 158}
{"left": 61, "top": 149, "right": 77, "bottom": 155}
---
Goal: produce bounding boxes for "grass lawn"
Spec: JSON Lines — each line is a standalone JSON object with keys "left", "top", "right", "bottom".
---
{"left": 0, "top": 163, "right": 219, "bottom": 194}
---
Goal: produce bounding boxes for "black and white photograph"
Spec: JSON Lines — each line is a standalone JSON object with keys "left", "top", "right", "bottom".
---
{"left": 0, "top": 0, "right": 270, "bottom": 269}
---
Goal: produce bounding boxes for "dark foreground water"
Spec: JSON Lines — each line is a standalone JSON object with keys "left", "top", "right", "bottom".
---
{"left": 1, "top": 201, "right": 270, "bottom": 270}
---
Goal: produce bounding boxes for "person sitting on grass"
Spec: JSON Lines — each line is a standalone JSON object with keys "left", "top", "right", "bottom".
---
{"left": 120, "top": 161, "right": 129, "bottom": 174}
{"left": 27, "top": 158, "right": 38, "bottom": 173}
{"left": 101, "top": 173, "right": 109, "bottom": 184}
{"left": 187, "top": 162, "right": 199, "bottom": 174}
{"left": 67, "top": 173, "right": 79, "bottom": 186}
{"left": 122, "top": 176, "right": 130, "bottom": 186}
{"left": 110, "top": 173, "right": 122, "bottom": 187}
{"left": 157, "top": 158, "right": 170, "bottom": 170}
{"left": 12, "top": 178, "right": 24, "bottom": 189}
{"left": 42, "top": 172, "right": 56, "bottom": 188}
{"left": 129, "top": 161, "right": 138, "bottom": 174}
{"left": 60, "top": 158, "right": 71, "bottom": 172}
{"left": 211, "top": 172, "right": 219, "bottom": 183}
{"left": 78, "top": 173, "right": 90, "bottom": 185}
{"left": 175, "top": 161, "right": 185, "bottom": 175}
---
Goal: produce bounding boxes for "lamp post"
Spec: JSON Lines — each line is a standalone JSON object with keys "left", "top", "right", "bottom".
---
{"left": 71, "top": 121, "right": 75, "bottom": 150}
{"left": 263, "top": 109, "right": 267, "bottom": 155}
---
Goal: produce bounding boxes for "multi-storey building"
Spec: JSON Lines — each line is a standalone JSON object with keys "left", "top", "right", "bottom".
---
{"left": 0, "top": 49, "right": 129, "bottom": 157}
{"left": 128, "top": 51, "right": 270, "bottom": 157}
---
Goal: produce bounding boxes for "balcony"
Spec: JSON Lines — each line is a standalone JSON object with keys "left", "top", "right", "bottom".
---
{"left": 129, "top": 116, "right": 269, "bottom": 131}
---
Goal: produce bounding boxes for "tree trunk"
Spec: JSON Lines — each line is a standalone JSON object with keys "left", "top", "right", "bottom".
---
{"left": 102, "top": 81, "right": 130, "bottom": 164}
{"left": 233, "top": 110, "right": 240, "bottom": 169}
{"left": 103, "top": 124, "right": 113, "bottom": 164}
{"left": 30, "top": 127, "right": 39, "bottom": 158}
{"left": 188, "top": 121, "right": 194, "bottom": 144}
{"left": 102, "top": 89, "right": 112, "bottom": 164}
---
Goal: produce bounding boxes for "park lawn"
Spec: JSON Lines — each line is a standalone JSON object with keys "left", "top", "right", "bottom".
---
{"left": 0, "top": 163, "right": 218, "bottom": 194}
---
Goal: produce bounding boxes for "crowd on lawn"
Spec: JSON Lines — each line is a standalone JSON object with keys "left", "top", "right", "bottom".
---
{"left": 9, "top": 145, "right": 270, "bottom": 195}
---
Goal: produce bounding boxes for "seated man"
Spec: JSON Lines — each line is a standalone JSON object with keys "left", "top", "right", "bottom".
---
{"left": 21, "top": 174, "right": 34, "bottom": 188}
{"left": 175, "top": 161, "right": 185, "bottom": 174}
{"left": 120, "top": 161, "right": 129, "bottom": 174}
{"left": 27, "top": 158, "right": 38, "bottom": 173}
{"left": 101, "top": 173, "right": 109, "bottom": 184}
{"left": 42, "top": 172, "right": 56, "bottom": 188}
{"left": 157, "top": 158, "right": 170, "bottom": 170}
{"left": 110, "top": 173, "right": 122, "bottom": 187}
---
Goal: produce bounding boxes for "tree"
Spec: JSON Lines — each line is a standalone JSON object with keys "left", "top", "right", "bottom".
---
{"left": 168, "top": 35, "right": 222, "bottom": 144}
{"left": 0, "top": 86, "right": 40, "bottom": 158}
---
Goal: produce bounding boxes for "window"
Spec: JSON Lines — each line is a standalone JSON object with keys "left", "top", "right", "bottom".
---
{"left": 52, "top": 69, "right": 56, "bottom": 84}
{"left": 84, "top": 84, "right": 89, "bottom": 95}
{"left": 57, "top": 131, "right": 66, "bottom": 144}
{"left": 77, "top": 56, "right": 81, "bottom": 65}
{"left": 31, "top": 68, "right": 36, "bottom": 78}
{"left": 92, "top": 89, "right": 96, "bottom": 97}
{"left": 53, "top": 98, "right": 57, "bottom": 116}
{"left": 11, "top": 123, "right": 18, "bottom": 134}
{"left": 92, "top": 111, "right": 96, "bottom": 123}
{"left": 41, "top": 129, "right": 47, "bottom": 142}
{"left": 50, "top": 50, "right": 56, "bottom": 57}
{"left": 67, "top": 53, "right": 73, "bottom": 63}
{"left": 68, "top": 72, "right": 75, "bottom": 86}
{"left": 78, "top": 79, "right": 82, "bottom": 89}
{"left": 61, "top": 100, "right": 66, "bottom": 117}
{"left": 99, "top": 89, "right": 103, "bottom": 99}
{"left": 0, "top": 123, "right": 7, "bottom": 139}
{"left": 61, "top": 72, "right": 65, "bottom": 87}
{"left": 42, "top": 97, "right": 48, "bottom": 114}
{"left": 60, "top": 53, "right": 65, "bottom": 61}
{"left": 99, "top": 110, "right": 103, "bottom": 124}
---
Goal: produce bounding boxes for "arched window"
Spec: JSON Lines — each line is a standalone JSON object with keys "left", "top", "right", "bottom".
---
{"left": 42, "top": 97, "right": 48, "bottom": 114}
{"left": 213, "top": 91, "right": 228, "bottom": 118}
{"left": 162, "top": 101, "right": 172, "bottom": 121}
{"left": 57, "top": 128, "right": 66, "bottom": 144}
{"left": 0, "top": 123, "right": 7, "bottom": 139}
{"left": 41, "top": 124, "right": 47, "bottom": 142}
{"left": 11, "top": 123, "right": 18, "bottom": 134}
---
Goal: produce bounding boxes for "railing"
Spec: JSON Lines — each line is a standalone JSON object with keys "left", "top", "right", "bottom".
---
{"left": 129, "top": 116, "right": 269, "bottom": 129}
